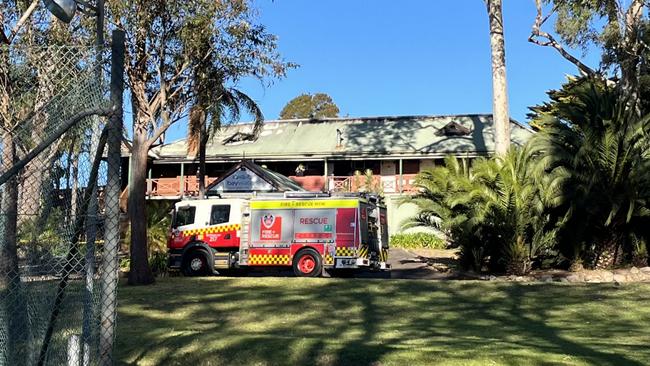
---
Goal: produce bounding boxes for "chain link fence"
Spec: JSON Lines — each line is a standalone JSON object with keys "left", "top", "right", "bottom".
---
{"left": 0, "top": 37, "right": 122, "bottom": 366}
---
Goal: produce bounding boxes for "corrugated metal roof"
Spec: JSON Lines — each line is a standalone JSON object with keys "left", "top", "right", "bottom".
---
{"left": 150, "top": 114, "right": 534, "bottom": 162}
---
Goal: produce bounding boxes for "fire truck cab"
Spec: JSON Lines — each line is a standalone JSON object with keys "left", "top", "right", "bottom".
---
{"left": 167, "top": 192, "right": 389, "bottom": 277}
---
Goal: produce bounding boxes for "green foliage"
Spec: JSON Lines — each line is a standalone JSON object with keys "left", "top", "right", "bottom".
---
{"left": 124, "top": 201, "right": 173, "bottom": 275}
{"left": 279, "top": 93, "right": 340, "bottom": 119}
{"left": 18, "top": 208, "right": 68, "bottom": 258}
{"left": 352, "top": 169, "right": 383, "bottom": 196}
{"left": 404, "top": 150, "right": 562, "bottom": 274}
{"left": 529, "top": 76, "right": 650, "bottom": 268}
{"left": 389, "top": 233, "right": 446, "bottom": 249}
{"left": 538, "top": 1, "right": 650, "bottom": 112}
{"left": 407, "top": 76, "right": 650, "bottom": 274}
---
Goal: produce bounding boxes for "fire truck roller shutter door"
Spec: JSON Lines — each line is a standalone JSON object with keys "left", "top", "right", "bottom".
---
{"left": 293, "top": 209, "right": 336, "bottom": 242}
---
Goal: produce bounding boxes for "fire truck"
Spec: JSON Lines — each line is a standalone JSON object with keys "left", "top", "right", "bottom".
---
{"left": 167, "top": 192, "right": 389, "bottom": 277}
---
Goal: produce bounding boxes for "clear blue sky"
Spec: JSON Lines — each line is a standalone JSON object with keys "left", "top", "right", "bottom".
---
{"left": 164, "top": 0, "right": 601, "bottom": 141}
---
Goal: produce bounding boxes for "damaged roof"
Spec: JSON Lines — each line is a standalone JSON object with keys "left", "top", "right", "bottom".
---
{"left": 150, "top": 114, "right": 534, "bottom": 162}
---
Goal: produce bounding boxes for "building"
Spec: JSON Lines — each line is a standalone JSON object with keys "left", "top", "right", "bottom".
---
{"left": 122, "top": 114, "right": 534, "bottom": 232}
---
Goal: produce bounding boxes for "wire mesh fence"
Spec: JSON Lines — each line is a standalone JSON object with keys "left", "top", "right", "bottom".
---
{"left": 0, "top": 39, "right": 121, "bottom": 366}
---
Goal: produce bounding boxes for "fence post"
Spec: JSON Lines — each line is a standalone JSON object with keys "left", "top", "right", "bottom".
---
{"left": 67, "top": 334, "right": 80, "bottom": 366}
{"left": 98, "top": 29, "right": 125, "bottom": 366}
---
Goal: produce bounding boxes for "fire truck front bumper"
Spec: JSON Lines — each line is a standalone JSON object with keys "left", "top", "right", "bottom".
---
{"left": 335, "top": 257, "right": 390, "bottom": 271}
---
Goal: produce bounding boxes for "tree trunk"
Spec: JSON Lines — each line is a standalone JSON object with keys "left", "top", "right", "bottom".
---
{"left": 70, "top": 150, "right": 79, "bottom": 219}
{"left": 127, "top": 128, "right": 154, "bottom": 285}
{"left": 198, "top": 130, "right": 208, "bottom": 198}
{"left": 619, "top": 0, "right": 645, "bottom": 112}
{"left": 487, "top": 0, "right": 510, "bottom": 156}
{"left": 0, "top": 133, "right": 28, "bottom": 365}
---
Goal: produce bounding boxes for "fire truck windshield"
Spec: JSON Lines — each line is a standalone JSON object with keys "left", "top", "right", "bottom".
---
{"left": 174, "top": 206, "right": 196, "bottom": 228}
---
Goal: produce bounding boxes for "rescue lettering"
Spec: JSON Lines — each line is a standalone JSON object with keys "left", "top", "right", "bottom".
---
{"left": 299, "top": 217, "right": 329, "bottom": 225}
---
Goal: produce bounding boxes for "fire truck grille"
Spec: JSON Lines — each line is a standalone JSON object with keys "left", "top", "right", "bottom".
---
{"left": 182, "top": 224, "right": 242, "bottom": 236}
{"left": 248, "top": 254, "right": 291, "bottom": 265}
{"left": 335, "top": 247, "right": 357, "bottom": 257}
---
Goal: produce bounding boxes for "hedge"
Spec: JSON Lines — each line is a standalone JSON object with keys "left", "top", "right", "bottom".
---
{"left": 390, "top": 232, "right": 446, "bottom": 249}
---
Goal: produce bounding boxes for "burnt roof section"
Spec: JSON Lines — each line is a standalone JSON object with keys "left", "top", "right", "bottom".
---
{"left": 150, "top": 114, "right": 534, "bottom": 162}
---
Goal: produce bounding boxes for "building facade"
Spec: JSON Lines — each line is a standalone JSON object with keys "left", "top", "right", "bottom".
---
{"left": 122, "top": 114, "right": 534, "bottom": 232}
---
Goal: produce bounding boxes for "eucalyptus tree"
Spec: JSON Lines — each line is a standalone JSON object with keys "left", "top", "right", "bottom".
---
{"left": 486, "top": 0, "right": 510, "bottom": 156}
{"left": 105, "top": 0, "right": 293, "bottom": 284}
{"left": 530, "top": 0, "right": 648, "bottom": 109}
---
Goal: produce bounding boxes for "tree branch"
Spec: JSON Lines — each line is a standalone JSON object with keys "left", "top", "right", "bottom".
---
{"left": 6, "top": 0, "right": 39, "bottom": 44}
{"left": 0, "top": 106, "right": 113, "bottom": 186}
{"left": 528, "top": 0, "right": 597, "bottom": 77}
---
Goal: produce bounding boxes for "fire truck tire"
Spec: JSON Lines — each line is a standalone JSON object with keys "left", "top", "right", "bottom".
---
{"left": 182, "top": 249, "right": 211, "bottom": 277}
{"left": 293, "top": 248, "right": 323, "bottom": 277}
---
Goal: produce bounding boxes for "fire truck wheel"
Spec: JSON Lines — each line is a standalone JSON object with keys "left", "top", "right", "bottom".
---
{"left": 293, "top": 248, "right": 323, "bottom": 277}
{"left": 182, "top": 249, "right": 210, "bottom": 277}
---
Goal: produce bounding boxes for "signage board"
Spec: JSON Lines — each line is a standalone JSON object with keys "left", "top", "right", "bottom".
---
{"left": 210, "top": 167, "right": 273, "bottom": 192}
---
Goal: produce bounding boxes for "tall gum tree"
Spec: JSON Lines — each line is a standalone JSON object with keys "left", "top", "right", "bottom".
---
{"left": 486, "top": 0, "right": 510, "bottom": 156}
{"left": 106, "top": 0, "right": 293, "bottom": 285}
{"left": 529, "top": 0, "right": 648, "bottom": 111}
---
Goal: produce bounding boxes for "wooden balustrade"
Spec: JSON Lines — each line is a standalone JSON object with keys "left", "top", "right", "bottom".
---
{"left": 146, "top": 174, "right": 418, "bottom": 197}
{"left": 147, "top": 176, "right": 217, "bottom": 197}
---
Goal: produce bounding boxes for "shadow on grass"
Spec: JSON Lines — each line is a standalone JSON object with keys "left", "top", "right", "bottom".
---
{"left": 115, "top": 278, "right": 650, "bottom": 366}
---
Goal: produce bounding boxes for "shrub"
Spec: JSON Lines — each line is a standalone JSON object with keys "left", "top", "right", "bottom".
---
{"left": 402, "top": 148, "right": 562, "bottom": 274}
{"left": 390, "top": 233, "right": 446, "bottom": 249}
{"left": 529, "top": 76, "right": 650, "bottom": 269}
{"left": 123, "top": 200, "right": 174, "bottom": 276}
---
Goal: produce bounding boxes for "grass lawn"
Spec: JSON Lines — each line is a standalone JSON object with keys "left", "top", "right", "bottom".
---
{"left": 115, "top": 277, "right": 650, "bottom": 366}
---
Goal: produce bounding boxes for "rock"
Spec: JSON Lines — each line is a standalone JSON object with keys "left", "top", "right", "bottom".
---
{"left": 489, "top": 275, "right": 498, "bottom": 281}
{"left": 559, "top": 277, "right": 570, "bottom": 283}
{"left": 540, "top": 275, "right": 553, "bottom": 282}
{"left": 613, "top": 274, "right": 627, "bottom": 283}
{"left": 566, "top": 274, "right": 583, "bottom": 283}
{"left": 630, "top": 273, "right": 644, "bottom": 282}
{"left": 600, "top": 271, "right": 614, "bottom": 282}
{"left": 640, "top": 267, "right": 650, "bottom": 274}
{"left": 630, "top": 267, "right": 640, "bottom": 274}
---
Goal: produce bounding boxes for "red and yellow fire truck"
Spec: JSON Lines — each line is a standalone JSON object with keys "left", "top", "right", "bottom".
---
{"left": 167, "top": 192, "right": 389, "bottom": 277}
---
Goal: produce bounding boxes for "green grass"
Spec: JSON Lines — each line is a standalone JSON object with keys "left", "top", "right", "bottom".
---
{"left": 116, "top": 277, "right": 650, "bottom": 366}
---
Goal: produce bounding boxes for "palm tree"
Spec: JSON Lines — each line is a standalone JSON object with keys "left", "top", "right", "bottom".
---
{"left": 405, "top": 149, "right": 562, "bottom": 274}
{"left": 529, "top": 77, "right": 650, "bottom": 269}
{"left": 187, "top": 78, "right": 264, "bottom": 198}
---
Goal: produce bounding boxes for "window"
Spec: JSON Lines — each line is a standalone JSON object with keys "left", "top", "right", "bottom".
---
{"left": 210, "top": 205, "right": 231, "bottom": 225}
{"left": 174, "top": 206, "right": 196, "bottom": 228}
